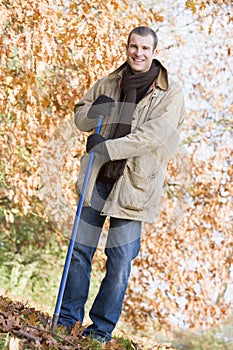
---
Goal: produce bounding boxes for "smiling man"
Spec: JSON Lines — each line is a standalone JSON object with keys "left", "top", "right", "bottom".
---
{"left": 126, "top": 28, "right": 157, "bottom": 74}
{"left": 58, "top": 26, "right": 185, "bottom": 343}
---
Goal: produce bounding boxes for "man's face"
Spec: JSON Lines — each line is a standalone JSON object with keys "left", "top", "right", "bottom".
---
{"left": 126, "top": 33, "right": 157, "bottom": 74}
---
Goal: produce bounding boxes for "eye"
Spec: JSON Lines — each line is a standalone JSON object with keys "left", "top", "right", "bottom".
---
{"left": 130, "top": 44, "right": 137, "bottom": 49}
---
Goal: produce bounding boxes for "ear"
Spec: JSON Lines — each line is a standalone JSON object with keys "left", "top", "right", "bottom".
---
{"left": 153, "top": 48, "right": 158, "bottom": 58}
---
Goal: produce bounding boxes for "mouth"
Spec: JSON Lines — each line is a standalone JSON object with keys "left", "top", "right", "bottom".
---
{"left": 132, "top": 58, "right": 144, "bottom": 63}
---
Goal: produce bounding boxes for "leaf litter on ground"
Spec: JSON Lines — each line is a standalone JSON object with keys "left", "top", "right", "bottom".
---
{"left": 0, "top": 295, "right": 176, "bottom": 349}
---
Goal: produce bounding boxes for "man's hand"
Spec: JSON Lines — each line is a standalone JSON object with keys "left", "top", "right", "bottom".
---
{"left": 86, "top": 134, "right": 110, "bottom": 159}
{"left": 87, "top": 95, "right": 115, "bottom": 119}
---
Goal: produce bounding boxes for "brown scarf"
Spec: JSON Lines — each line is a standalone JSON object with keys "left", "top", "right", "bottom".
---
{"left": 98, "top": 61, "right": 160, "bottom": 184}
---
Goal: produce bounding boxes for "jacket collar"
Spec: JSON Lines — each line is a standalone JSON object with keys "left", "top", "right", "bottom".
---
{"left": 110, "top": 59, "right": 169, "bottom": 91}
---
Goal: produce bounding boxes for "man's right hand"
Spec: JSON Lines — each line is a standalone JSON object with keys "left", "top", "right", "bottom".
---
{"left": 87, "top": 95, "right": 115, "bottom": 119}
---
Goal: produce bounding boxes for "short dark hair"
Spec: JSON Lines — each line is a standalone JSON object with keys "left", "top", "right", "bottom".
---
{"left": 127, "top": 26, "right": 158, "bottom": 50}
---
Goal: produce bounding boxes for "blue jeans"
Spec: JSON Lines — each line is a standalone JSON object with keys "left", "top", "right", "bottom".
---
{"left": 58, "top": 181, "right": 141, "bottom": 341}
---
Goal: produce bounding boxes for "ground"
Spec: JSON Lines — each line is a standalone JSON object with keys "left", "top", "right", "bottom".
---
{"left": 0, "top": 294, "right": 176, "bottom": 350}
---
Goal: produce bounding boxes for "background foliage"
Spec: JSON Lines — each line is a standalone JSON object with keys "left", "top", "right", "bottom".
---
{"left": 0, "top": 0, "right": 232, "bottom": 345}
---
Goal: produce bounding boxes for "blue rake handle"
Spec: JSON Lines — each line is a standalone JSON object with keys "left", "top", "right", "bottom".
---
{"left": 51, "top": 116, "right": 103, "bottom": 331}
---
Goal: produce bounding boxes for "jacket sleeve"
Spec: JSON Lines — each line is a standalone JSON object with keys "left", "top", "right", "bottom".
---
{"left": 74, "top": 78, "right": 106, "bottom": 132}
{"left": 105, "top": 82, "right": 185, "bottom": 160}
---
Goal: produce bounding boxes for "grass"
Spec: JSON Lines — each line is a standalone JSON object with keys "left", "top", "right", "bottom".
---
{"left": 0, "top": 333, "right": 9, "bottom": 350}
{"left": 171, "top": 320, "right": 233, "bottom": 350}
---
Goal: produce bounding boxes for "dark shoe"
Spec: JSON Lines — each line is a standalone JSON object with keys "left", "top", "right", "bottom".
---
{"left": 83, "top": 326, "right": 111, "bottom": 343}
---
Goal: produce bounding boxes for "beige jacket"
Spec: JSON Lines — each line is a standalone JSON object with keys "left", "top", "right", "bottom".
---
{"left": 74, "top": 60, "right": 185, "bottom": 223}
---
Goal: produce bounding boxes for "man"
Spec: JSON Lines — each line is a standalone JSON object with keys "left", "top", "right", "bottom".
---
{"left": 58, "top": 26, "right": 185, "bottom": 342}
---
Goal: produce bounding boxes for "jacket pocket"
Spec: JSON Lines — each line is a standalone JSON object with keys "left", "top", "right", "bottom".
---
{"left": 118, "top": 165, "right": 150, "bottom": 211}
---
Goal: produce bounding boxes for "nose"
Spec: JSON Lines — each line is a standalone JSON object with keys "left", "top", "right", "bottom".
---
{"left": 135, "top": 47, "right": 143, "bottom": 56}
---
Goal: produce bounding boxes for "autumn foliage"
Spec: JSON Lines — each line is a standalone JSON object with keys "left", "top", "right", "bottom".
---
{"left": 1, "top": 295, "right": 175, "bottom": 349}
{"left": 0, "top": 0, "right": 232, "bottom": 342}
